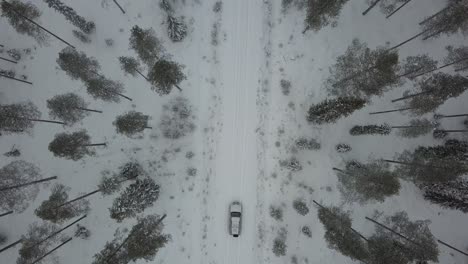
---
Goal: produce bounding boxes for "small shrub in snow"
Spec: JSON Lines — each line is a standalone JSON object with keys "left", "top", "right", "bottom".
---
{"left": 105, "top": 38, "right": 114, "bottom": 47}
{"left": 72, "top": 30, "right": 91, "bottom": 43}
{"left": 279, "top": 157, "right": 302, "bottom": 171}
{"left": 293, "top": 199, "right": 309, "bottom": 216}
{"left": 335, "top": 143, "right": 351, "bottom": 153}
{"left": 167, "top": 15, "right": 187, "bottom": 42}
{"left": 0, "top": 233, "right": 6, "bottom": 245}
{"left": 280, "top": 79, "right": 291, "bottom": 95}
{"left": 349, "top": 124, "right": 391, "bottom": 136}
{"left": 464, "top": 118, "right": 468, "bottom": 129}
{"left": 213, "top": 1, "right": 222, "bottom": 13}
{"left": 432, "top": 129, "right": 448, "bottom": 139}
{"left": 272, "top": 229, "right": 288, "bottom": 257}
{"left": 119, "top": 162, "right": 144, "bottom": 179}
{"left": 160, "top": 97, "right": 196, "bottom": 139}
{"left": 98, "top": 175, "right": 122, "bottom": 195}
{"left": 187, "top": 167, "right": 197, "bottom": 176}
{"left": 185, "top": 151, "right": 195, "bottom": 159}
{"left": 269, "top": 206, "right": 283, "bottom": 221}
{"left": 4, "top": 146, "right": 20, "bottom": 157}
{"left": 75, "top": 224, "right": 91, "bottom": 239}
{"left": 159, "top": 0, "right": 173, "bottom": 13}
{"left": 301, "top": 226, "right": 312, "bottom": 238}
{"left": 295, "top": 138, "right": 320, "bottom": 150}
{"left": 7, "top": 49, "right": 21, "bottom": 60}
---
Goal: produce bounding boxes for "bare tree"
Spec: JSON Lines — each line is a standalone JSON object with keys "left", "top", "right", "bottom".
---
{"left": 48, "top": 130, "right": 105, "bottom": 160}
{"left": 35, "top": 184, "right": 89, "bottom": 224}
{"left": 148, "top": 59, "right": 185, "bottom": 95}
{"left": 0, "top": 161, "right": 46, "bottom": 213}
{"left": 47, "top": 93, "right": 102, "bottom": 125}
{"left": 113, "top": 111, "right": 151, "bottom": 137}
{"left": 0, "top": 102, "right": 65, "bottom": 135}
{"left": 129, "top": 25, "right": 164, "bottom": 67}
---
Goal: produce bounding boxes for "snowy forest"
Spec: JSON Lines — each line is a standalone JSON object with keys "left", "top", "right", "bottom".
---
{"left": 0, "top": 0, "right": 468, "bottom": 264}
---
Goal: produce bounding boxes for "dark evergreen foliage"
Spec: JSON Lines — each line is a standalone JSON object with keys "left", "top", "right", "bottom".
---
{"left": 113, "top": 111, "right": 151, "bottom": 137}
{"left": 35, "top": 184, "right": 89, "bottom": 223}
{"left": 292, "top": 200, "right": 309, "bottom": 215}
{"left": 118, "top": 56, "right": 141, "bottom": 77}
{"left": 17, "top": 222, "right": 65, "bottom": 264}
{"left": 368, "top": 0, "right": 407, "bottom": 16}
{"left": 74, "top": 224, "right": 91, "bottom": 239}
{"left": 335, "top": 143, "right": 352, "bottom": 153}
{"left": 43, "top": 0, "right": 95, "bottom": 34}
{"left": 85, "top": 77, "right": 125, "bottom": 103}
{"left": 295, "top": 138, "right": 321, "bottom": 150}
{"left": 406, "top": 73, "right": 468, "bottom": 115}
{"left": 0, "top": 0, "right": 48, "bottom": 44}
{"left": 48, "top": 130, "right": 97, "bottom": 160}
{"left": 326, "top": 39, "right": 400, "bottom": 99}
{"left": 421, "top": 179, "right": 468, "bottom": 213}
{"left": 396, "top": 119, "right": 435, "bottom": 138}
{"left": 307, "top": 97, "right": 366, "bottom": 124}
{"left": 119, "top": 162, "right": 144, "bottom": 179}
{"left": 421, "top": 0, "right": 468, "bottom": 39}
{"left": 57, "top": 47, "right": 100, "bottom": 81}
{"left": 304, "top": 0, "right": 350, "bottom": 32}
{"left": 4, "top": 145, "right": 21, "bottom": 157}
{"left": 0, "top": 101, "right": 41, "bottom": 134}
{"left": 0, "top": 160, "right": 41, "bottom": 212}
{"left": 47, "top": 93, "right": 92, "bottom": 125}
{"left": 148, "top": 59, "right": 185, "bottom": 95}
{"left": 350, "top": 124, "right": 391, "bottom": 135}
{"left": 444, "top": 45, "right": 468, "bottom": 72}
{"left": 129, "top": 25, "right": 164, "bottom": 66}
{"left": 109, "top": 178, "right": 160, "bottom": 222}
{"left": 400, "top": 54, "right": 438, "bottom": 79}
{"left": 317, "top": 206, "right": 369, "bottom": 261}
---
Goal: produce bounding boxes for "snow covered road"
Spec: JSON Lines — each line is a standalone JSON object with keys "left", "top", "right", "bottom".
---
{"left": 208, "top": 0, "right": 265, "bottom": 263}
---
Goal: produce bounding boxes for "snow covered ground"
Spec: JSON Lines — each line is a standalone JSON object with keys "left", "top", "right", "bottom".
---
{"left": 1, "top": 0, "right": 468, "bottom": 264}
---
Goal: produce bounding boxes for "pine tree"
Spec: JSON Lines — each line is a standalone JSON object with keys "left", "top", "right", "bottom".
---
{"left": 167, "top": 15, "right": 187, "bottom": 42}
{"left": 366, "top": 235, "right": 409, "bottom": 264}
{"left": 85, "top": 76, "right": 129, "bottom": 102}
{"left": 421, "top": 0, "right": 468, "bottom": 40}
{"left": 48, "top": 130, "right": 105, "bottom": 160}
{"left": 405, "top": 73, "right": 468, "bottom": 115}
{"left": 109, "top": 178, "right": 159, "bottom": 222}
{"left": 295, "top": 138, "right": 321, "bottom": 150}
{"left": 335, "top": 143, "right": 352, "bottom": 153}
{"left": 0, "top": 101, "right": 40, "bottom": 134}
{"left": 350, "top": 124, "right": 391, "bottom": 135}
{"left": 415, "top": 139, "right": 468, "bottom": 161}
{"left": 159, "top": 0, "right": 173, "bottom": 13}
{"left": 326, "top": 39, "right": 400, "bottom": 99}
{"left": 118, "top": 56, "right": 146, "bottom": 79}
{"left": 421, "top": 179, "right": 468, "bottom": 213}
{"left": 395, "top": 119, "right": 435, "bottom": 138}
{"left": 0, "top": 0, "right": 48, "bottom": 45}
{"left": 43, "top": 0, "right": 95, "bottom": 34}
{"left": 0, "top": 161, "right": 42, "bottom": 213}
{"left": 304, "top": 0, "right": 350, "bottom": 32}
{"left": 92, "top": 237, "right": 129, "bottom": 264}
{"left": 57, "top": 47, "right": 100, "bottom": 81}
{"left": 17, "top": 222, "right": 66, "bottom": 264}
{"left": 368, "top": 0, "right": 408, "bottom": 16}
{"left": 118, "top": 162, "right": 144, "bottom": 179}
{"left": 160, "top": 96, "right": 195, "bottom": 139}
{"left": 148, "top": 59, "right": 185, "bottom": 95}
{"left": 47, "top": 93, "right": 101, "bottom": 125}
{"left": 317, "top": 205, "right": 369, "bottom": 261}
{"left": 336, "top": 160, "right": 400, "bottom": 204}
{"left": 370, "top": 211, "right": 439, "bottom": 263}
{"left": 129, "top": 26, "right": 164, "bottom": 67}
{"left": 307, "top": 97, "right": 366, "bottom": 124}
{"left": 35, "top": 184, "right": 89, "bottom": 224}
{"left": 98, "top": 175, "right": 122, "bottom": 196}
{"left": 444, "top": 45, "right": 468, "bottom": 72}
{"left": 399, "top": 54, "right": 438, "bottom": 80}
{"left": 113, "top": 111, "right": 151, "bottom": 137}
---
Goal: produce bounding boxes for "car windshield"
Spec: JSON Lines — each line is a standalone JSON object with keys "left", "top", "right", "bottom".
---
{"left": 231, "top": 212, "right": 241, "bottom": 217}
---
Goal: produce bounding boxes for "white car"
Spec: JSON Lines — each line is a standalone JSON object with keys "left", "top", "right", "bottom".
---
{"left": 229, "top": 201, "right": 242, "bottom": 237}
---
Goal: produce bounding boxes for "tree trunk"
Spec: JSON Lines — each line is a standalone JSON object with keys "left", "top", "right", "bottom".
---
{"left": 437, "top": 130, "right": 468, "bottom": 133}
{"left": 27, "top": 118, "right": 66, "bottom": 125}
{"left": 175, "top": 84, "right": 182, "bottom": 92}
{"left": 0, "top": 44, "right": 4, "bottom": 48}
{"left": 111, "top": 90, "right": 132, "bottom": 101}
{"left": 0, "top": 211, "right": 13, "bottom": 218}
{"left": 332, "top": 167, "right": 345, "bottom": 173}
{"left": 365, "top": 217, "right": 423, "bottom": 248}
{"left": 0, "top": 176, "right": 58, "bottom": 192}
{"left": 31, "top": 237, "right": 73, "bottom": 264}
{"left": 391, "top": 90, "right": 433, "bottom": 102}
{"left": 412, "top": 57, "right": 468, "bottom": 78}
{"left": 0, "top": 73, "right": 33, "bottom": 85}
{"left": 81, "top": 143, "right": 107, "bottom": 147}
{"left": 387, "top": 28, "right": 432, "bottom": 51}
{"left": 369, "top": 107, "right": 414, "bottom": 115}
{"left": 396, "top": 66, "right": 424, "bottom": 78}
{"left": 437, "top": 114, "right": 468, "bottom": 119}
{"left": 382, "top": 159, "right": 448, "bottom": 169}
{"left": 22, "top": 215, "right": 86, "bottom": 252}
{"left": 386, "top": 0, "right": 414, "bottom": 19}
{"left": 0, "top": 239, "right": 23, "bottom": 253}
{"left": 1, "top": 1, "right": 75, "bottom": 49}
{"left": 55, "top": 189, "right": 101, "bottom": 209}
{"left": 362, "top": 0, "right": 382, "bottom": 16}
{"left": 75, "top": 107, "right": 102, "bottom": 113}
{"left": 104, "top": 214, "right": 167, "bottom": 263}
{"left": 112, "top": 0, "right": 126, "bottom": 14}
{"left": 144, "top": 126, "right": 152, "bottom": 129}
{"left": 437, "top": 239, "right": 468, "bottom": 257}
{"left": 313, "top": 200, "right": 369, "bottom": 242}
{"left": 419, "top": 5, "right": 451, "bottom": 25}
{"left": 391, "top": 125, "right": 433, "bottom": 129}
{"left": 135, "top": 69, "right": 149, "bottom": 81}
{"left": 0, "top": 56, "right": 17, "bottom": 64}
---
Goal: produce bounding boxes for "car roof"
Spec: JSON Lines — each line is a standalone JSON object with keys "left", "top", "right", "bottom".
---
{"left": 230, "top": 202, "right": 242, "bottom": 212}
